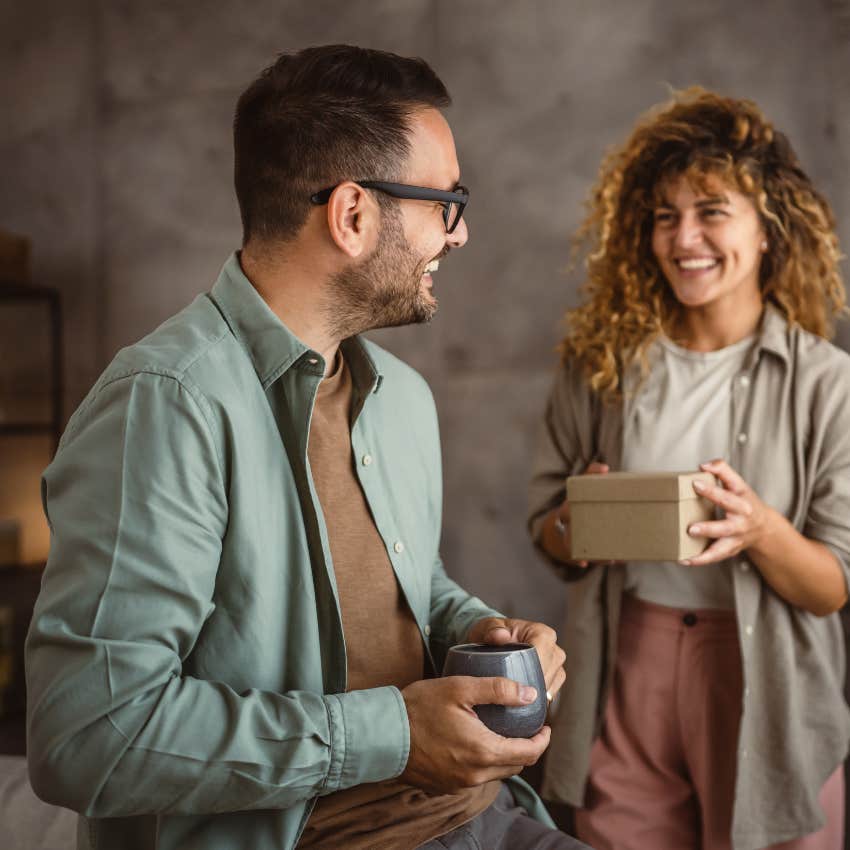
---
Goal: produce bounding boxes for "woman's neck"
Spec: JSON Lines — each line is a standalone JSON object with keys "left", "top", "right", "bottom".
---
{"left": 671, "top": 294, "right": 764, "bottom": 352}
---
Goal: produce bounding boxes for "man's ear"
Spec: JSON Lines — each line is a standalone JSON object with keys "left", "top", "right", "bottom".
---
{"left": 325, "top": 182, "right": 379, "bottom": 258}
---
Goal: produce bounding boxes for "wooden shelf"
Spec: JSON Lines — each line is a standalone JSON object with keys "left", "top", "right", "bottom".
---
{"left": 0, "top": 712, "right": 25, "bottom": 756}
{"left": 0, "top": 565, "right": 44, "bottom": 755}
{"left": 0, "top": 423, "right": 54, "bottom": 436}
{"left": 0, "top": 283, "right": 63, "bottom": 453}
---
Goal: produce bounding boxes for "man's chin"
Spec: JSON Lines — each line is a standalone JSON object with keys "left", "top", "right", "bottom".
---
{"left": 412, "top": 292, "right": 439, "bottom": 324}
{"left": 369, "top": 300, "right": 437, "bottom": 331}
{"left": 419, "top": 285, "right": 440, "bottom": 318}
{"left": 379, "top": 311, "right": 436, "bottom": 331}
{"left": 415, "top": 298, "right": 438, "bottom": 324}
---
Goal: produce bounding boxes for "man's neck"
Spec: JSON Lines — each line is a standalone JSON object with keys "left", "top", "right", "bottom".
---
{"left": 239, "top": 246, "right": 341, "bottom": 375}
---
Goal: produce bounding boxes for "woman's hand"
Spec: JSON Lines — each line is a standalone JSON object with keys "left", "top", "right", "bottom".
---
{"left": 681, "top": 458, "right": 771, "bottom": 565}
{"left": 682, "top": 458, "right": 846, "bottom": 615}
{"left": 544, "top": 461, "right": 610, "bottom": 566}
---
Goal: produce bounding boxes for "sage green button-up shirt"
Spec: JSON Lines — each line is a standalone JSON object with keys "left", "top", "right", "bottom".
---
{"left": 25, "top": 254, "right": 542, "bottom": 850}
{"left": 528, "top": 305, "right": 850, "bottom": 850}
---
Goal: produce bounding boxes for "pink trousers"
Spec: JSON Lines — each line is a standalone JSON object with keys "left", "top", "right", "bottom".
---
{"left": 574, "top": 595, "right": 844, "bottom": 850}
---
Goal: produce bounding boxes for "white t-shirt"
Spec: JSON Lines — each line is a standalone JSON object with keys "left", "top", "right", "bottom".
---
{"left": 621, "top": 333, "right": 755, "bottom": 610}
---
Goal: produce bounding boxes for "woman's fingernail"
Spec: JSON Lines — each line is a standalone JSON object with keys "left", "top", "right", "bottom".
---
{"left": 680, "top": 559, "right": 692, "bottom": 566}
{"left": 520, "top": 686, "right": 537, "bottom": 703}
{"left": 693, "top": 481, "right": 705, "bottom": 492}
{"left": 689, "top": 524, "right": 701, "bottom": 535}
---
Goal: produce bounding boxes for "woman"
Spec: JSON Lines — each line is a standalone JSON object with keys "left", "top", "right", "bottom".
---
{"left": 528, "top": 88, "right": 850, "bottom": 850}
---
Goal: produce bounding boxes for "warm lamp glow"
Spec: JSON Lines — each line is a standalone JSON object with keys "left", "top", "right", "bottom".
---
{"left": 0, "top": 435, "right": 52, "bottom": 565}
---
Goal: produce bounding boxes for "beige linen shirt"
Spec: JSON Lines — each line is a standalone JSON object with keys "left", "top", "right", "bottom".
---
{"left": 528, "top": 305, "right": 850, "bottom": 850}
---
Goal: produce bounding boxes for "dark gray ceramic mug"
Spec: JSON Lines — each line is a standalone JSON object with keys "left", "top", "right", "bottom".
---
{"left": 442, "top": 642, "right": 547, "bottom": 738}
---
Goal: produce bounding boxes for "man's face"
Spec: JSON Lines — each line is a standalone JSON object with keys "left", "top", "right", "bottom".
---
{"left": 329, "top": 108, "right": 468, "bottom": 335}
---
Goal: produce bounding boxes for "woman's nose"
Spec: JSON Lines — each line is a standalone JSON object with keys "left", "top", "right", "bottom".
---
{"left": 673, "top": 216, "right": 704, "bottom": 251}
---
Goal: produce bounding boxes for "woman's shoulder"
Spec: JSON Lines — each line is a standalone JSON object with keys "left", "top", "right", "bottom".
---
{"left": 787, "top": 322, "right": 850, "bottom": 378}
{"left": 770, "top": 316, "right": 850, "bottom": 421}
{"left": 551, "top": 353, "right": 618, "bottom": 407}
{"left": 548, "top": 353, "right": 626, "bottom": 450}
{"left": 553, "top": 352, "right": 592, "bottom": 387}
{"left": 761, "top": 306, "right": 850, "bottom": 377}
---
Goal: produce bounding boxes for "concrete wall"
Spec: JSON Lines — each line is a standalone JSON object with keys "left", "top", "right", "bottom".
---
{"left": 2, "top": 0, "right": 849, "bottom": 625}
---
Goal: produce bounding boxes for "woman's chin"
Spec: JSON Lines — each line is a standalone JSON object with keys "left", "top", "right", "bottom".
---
{"left": 670, "top": 282, "right": 719, "bottom": 309}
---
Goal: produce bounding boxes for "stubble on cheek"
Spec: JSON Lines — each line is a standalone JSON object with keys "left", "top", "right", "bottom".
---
{"left": 325, "top": 223, "right": 434, "bottom": 336}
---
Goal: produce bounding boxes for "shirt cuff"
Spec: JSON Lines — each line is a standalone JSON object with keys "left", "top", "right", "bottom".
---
{"left": 321, "top": 686, "right": 409, "bottom": 794}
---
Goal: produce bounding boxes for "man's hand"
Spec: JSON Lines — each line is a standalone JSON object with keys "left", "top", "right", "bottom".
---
{"left": 399, "top": 676, "right": 551, "bottom": 794}
{"left": 466, "top": 617, "right": 566, "bottom": 702}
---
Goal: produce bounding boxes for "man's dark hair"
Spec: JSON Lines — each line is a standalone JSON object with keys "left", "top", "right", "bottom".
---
{"left": 233, "top": 44, "right": 451, "bottom": 245}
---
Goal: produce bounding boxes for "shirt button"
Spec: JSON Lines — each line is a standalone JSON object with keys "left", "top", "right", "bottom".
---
{"left": 361, "top": 454, "right": 373, "bottom": 466}
{"left": 308, "top": 357, "right": 318, "bottom": 365}
{"left": 739, "top": 561, "right": 750, "bottom": 572}
{"left": 745, "top": 624, "right": 754, "bottom": 636}
{"left": 737, "top": 433, "right": 748, "bottom": 445}
{"left": 424, "top": 624, "right": 431, "bottom": 637}
{"left": 393, "top": 541, "right": 405, "bottom": 554}
{"left": 739, "top": 374, "right": 751, "bottom": 388}
{"left": 741, "top": 748, "right": 748, "bottom": 759}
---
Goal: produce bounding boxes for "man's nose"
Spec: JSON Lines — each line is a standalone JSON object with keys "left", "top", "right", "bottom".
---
{"left": 447, "top": 216, "right": 469, "bottom": 249}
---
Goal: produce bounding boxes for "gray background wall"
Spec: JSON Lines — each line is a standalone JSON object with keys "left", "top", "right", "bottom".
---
{"left": 2, "top": 0, "right": 850, "bottom": 629}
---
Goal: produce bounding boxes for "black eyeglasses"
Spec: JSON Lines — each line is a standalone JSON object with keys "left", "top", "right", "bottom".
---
{"left": 310, "top": 181, "right": 469, "bottom": 234}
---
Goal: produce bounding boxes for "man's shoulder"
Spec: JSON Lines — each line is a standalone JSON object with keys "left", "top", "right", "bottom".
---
{"left": 103, "top": 293, "right": 237, "bottom": 387}
{"left": 59, "top": 295, "right": 237, "bottom": 441}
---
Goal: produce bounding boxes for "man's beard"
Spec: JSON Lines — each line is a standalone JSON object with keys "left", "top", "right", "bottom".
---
{"left": 324, "top": 206, "right": 437, "bottom": 339}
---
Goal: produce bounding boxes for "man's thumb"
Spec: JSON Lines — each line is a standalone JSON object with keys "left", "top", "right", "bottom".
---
{"left": 477, "top": 676, "right": 537, "bottom": 706}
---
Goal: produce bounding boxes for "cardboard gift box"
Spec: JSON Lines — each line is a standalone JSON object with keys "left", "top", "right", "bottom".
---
{"left": 567, "top": 470, "right": 715, "bottom": 562}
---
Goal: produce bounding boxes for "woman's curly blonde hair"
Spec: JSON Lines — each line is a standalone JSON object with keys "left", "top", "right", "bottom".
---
{"left": 562, "top": 87, "right": 846, "bottom": 397}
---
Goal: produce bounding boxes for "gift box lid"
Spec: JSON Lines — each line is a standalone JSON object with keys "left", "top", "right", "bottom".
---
{"left": 567, "top": 470, "right": 714, "bottom": 503}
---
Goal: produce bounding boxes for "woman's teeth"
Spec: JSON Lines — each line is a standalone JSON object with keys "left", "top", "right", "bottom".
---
{"left": 677, "top": 257, "right": 719, "bottom": 270}
{"left": 424, "top": 259, "right": 440, "bottom": 274}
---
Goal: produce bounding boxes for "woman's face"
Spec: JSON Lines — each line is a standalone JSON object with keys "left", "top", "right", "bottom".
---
{"left": 650, "top": 173, "right": 766, "bottom": 311}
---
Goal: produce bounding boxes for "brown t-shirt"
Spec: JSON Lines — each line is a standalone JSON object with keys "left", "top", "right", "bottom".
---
{"left": 298, "top": 354, "right": 499, "bottom": 849}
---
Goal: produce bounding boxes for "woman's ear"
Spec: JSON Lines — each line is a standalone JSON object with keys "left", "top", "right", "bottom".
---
{"left": 325, "top": 182, "right": 380, "bottom": 258}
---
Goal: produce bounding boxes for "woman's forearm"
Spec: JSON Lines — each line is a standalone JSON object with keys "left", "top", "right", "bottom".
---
{"left": 540, "top": 487, "right": 847, "bottom": 615}
{"left": 748, "top": 509, "right": 847, "bottom": 616}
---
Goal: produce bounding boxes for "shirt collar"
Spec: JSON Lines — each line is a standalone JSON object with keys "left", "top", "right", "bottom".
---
{"left": 746, "top": 301, "right": 790, "bottom": 369}
{"left": 209, "top": 252, "right": 382, "bottom": 393}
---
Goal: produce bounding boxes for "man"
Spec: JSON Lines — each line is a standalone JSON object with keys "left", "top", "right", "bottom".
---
{"left": 25, "top": 45, "right": 586, "bottom": 850}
